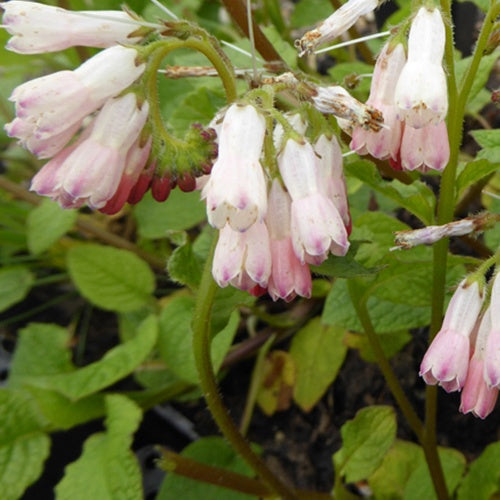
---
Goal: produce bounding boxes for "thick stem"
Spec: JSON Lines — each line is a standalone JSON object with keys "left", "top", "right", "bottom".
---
{"left": 191, "top": 235, "right": 298, "bottom": 499}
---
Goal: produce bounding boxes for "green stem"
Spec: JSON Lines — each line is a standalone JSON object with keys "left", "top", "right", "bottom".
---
{"left": 192, "top": 235, "right": 298, "bottom": 499}
{"left": 425, "top": 3, "right": 499, "bottom": 499}
{"left": 348, "top": 281, "right": 450, "bottom": 499}
{"left": 347, "top": 281, "right": 424, "bottom": 440}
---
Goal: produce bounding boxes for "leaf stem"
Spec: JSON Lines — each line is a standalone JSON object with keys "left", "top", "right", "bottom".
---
{"left": 191, "top": 234, "right": 299, "bottom": 499}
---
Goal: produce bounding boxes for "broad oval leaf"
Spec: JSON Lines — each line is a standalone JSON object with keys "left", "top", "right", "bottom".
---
{"left": 67, "top": 244, "right": 155, "bottom": 312}
{"left": 0, "top": 266, "right": 34, "bottom": 313}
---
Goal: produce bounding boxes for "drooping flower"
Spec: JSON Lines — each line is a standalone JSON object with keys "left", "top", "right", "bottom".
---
{"left": 31, "top": 93, "right": 149, "bottom": 209}
{"left": 296, "top": 0, "right": 379, "bottom": 55}
{"left": 278, "top": 138, "right": 349, "bottom": 264}
{"left": 5, "top": 45, "right": 145, "bottom": 158}
{"left": 420, "top": 279, "right": 484, "bottom": 392}
{"left": 212, "top": 221, "right": 272, "bottom": 291}
{"left": 399, "top": 121, "right": 450, "bottom": 171}
{"left": 394, "top": 7, "right": 448, "bottom": 128}
{"left": 1, "top": 1, "right": 145, "bottom": 54}
{"left": 314, "top": 134, "right": 351, "bottom": 234}
{"left": 484, "top": 273, "right": 500, "bottom": 388}
{"left": 460, "top": 308, "right": 499, "bottom": 419}
{"left": 266, "top": 179, "right": 312, "bottom": 301}
{"left": 201, "top": 104, "right": 268, "bottom": 231}
{"left": 351, "top": 42, "right": 406, "bottom": 161}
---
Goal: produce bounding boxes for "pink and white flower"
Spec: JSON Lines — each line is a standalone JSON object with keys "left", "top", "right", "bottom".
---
{"left": 266, "top": 179, "right": 312, "bottom": 301}
{"left": 1, "top": 1, "right": 144, "bottom": 54}
{"left": 31, "top": 93, "right": 149, "bottom": 209}
{"left": 212, "top": 221, "right": 272, "bottom": 291}
{"left": 278, "top": 138, "right": 349, "bottom": 264}
{"left": 5, "top": 45, "right": 145, "bottom": 158}
{"left": 420, "top": 279, "right": 484, "bottom": 392}
{"left": 460, "top": 308, "right": 499, "bottom": 419}
{"left": 484, "top": 273, "right": 500, "bottom": 388}
{"left": 394, "top": 7, "right": 448, "bottom": 128}
{"left": 400, "top": 121, "right": 450, "bottom": 171}
{"left": 202, "top": 104, "right": 268, "bottom": 231}
{"left": 351, "top": 42, "right": 406, "bottom": 161}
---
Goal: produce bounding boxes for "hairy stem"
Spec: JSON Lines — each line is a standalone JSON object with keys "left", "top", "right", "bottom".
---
{"left": 191, "top": 235, "right": 298, "bottom": 499}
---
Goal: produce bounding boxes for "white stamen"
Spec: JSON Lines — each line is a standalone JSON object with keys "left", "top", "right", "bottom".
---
{"left": 342, "top": 150, "right": 357, "bottom": 157}
{"left": 149, "top": 0, "right": 179, "bottom": 20}
{"left": 483, "top": 191, "right": 500, "bottom": 200}
{"left": 314, "top": 30, "right": 390, "bottom": 55}
{"left": 220, "top": 40, "right": 263, "bottom": 62}
{"left": 247, "top": 0, "right": 258, "bottom": 81}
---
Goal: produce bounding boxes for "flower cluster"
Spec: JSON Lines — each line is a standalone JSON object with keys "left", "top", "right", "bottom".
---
{"left": 2, "top": 1, "right": 154, "bottom": 212}
{"left": 202, "top": 104, "right": 351, "bottom": 301}
{"left": 420, "top": 274, "right": 500, "bottom": 419}
{"left": 351, "top": 7, "right": 450, "bottom": 172}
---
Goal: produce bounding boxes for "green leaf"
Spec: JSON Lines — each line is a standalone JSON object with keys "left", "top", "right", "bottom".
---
{"left": 8, "top": 323, "right": 105, "bottom": 428}
{"left": 344, "top": 160, "right": 435, "bottom": 225}
{"left": 167, "top": 241, "right": 203, "bottom": 289}
{"left": 157, "top": 437, "right": 256, "bottom": 500}
{"left": 67, "top": 244, "right": 155, "bottom": 312}
{"left": 0, "top": 266, "right": 34, "bottom": 312}
{"left": 345, "top": 329, "right": 411, "bottom": 361}
{"left": 290, "top": 318, "right": 347, "bottom": 412}
{"left": 170, "top": 86, "right": 226, "bottom": 133}
{"left": 27, "top": 315, "right": 158, "bottom": 400}
{"left": 158, "top": 297, "right": 239, "bottom": 384}
{"left": 457, "top": 442, "right": 500, "bottom": 500}
{"left": 334, "top": 406, "right": 397, "bottom": 483}
{"left": 456, "top": 159, "right": 499, "bottom": 197}
{"left": 312, "top": 242, "right": 382, "bottom": 278}
{"left": 9, "top": 323, "right": 74, "bottom": 387}
{"left": 0, "top": 389, "right": 51, "bottom": 500}
{"left": 26, "top": 198, "right": 77, "bottom": 254}
{"left": 404, "top": 447, "right": 466, "bottom": 500}
{"left": 470, "top": 129, "right": 500, "bottom": 163}
{"left": 369, "top": 440, "right": 424, "bottom": 499}
{"left": 55, "top": 395, "right": 143, "bottom": 500}
{"left": 134, "top": 190, "right": 206, "bottom": 239}
{"left": 323, "top": 279, "right": 431, "bottom": 332}
{"left": 291, "top": 0, "right": 332, "bottom": 28}
{"left": 456, "top": 52, "right": 498, "bottom": 104}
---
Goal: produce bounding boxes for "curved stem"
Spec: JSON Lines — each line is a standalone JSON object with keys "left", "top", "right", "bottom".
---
{"left": 192, "top": 234, "right": 298, "bottom": 500}
{"left": 347, "top": 281, "right": 424, "bottom": 440}
{"left": 348, "top": 280, "right": 449, "bottom": 499}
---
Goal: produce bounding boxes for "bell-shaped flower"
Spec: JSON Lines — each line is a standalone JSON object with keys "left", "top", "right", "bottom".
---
{"left": 395, "top": 7, "right": 448, "bottom": 128}
{"left": 212, "top": 221, "right": 272, "bottom": 291}
{"left": 314, "top": 134, "right": 351, "bottom": 233}
{"left": 266, "top": 179, "right": 312, "bottom": 301}
{"left": 460, "top": 308, "right": 499, "bottom": 418}
{"left": 400, "top": 121, "right": 450, "bottom": 171}
{"left": 484, "top": 273, "right": 500, "bottom": 387}
{"left": 5, "top": 45, "right": 145, "bottom": 158}
{"left": 351, "top": 42, "right": 406, "bottom": 161}
{"left": 1, "top": 1, "right": 144, "bottom": 54}
{"left": 296, "top": 0, "right": 379, "bottom": 55}
{"left": 202, "top": 104, "right": 268, "bottom": 231}
{"left": 420, "top": 279, "right": 484, "bottom": 392}
{"left": 278, "top": 138, "right": 349, "bottom": 264}
{"left": 31, "top": 94, "right": 149, "bottom": 209}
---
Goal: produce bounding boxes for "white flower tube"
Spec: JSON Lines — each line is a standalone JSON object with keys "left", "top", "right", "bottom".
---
{"left": 202, "top": 104, "right": 268, "bottom": 231}
{"left": 1, "top": 1, "right": 143, "bottom": 54}
{"left": 395, "top": 7, "right": 448, "bottom": 128}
